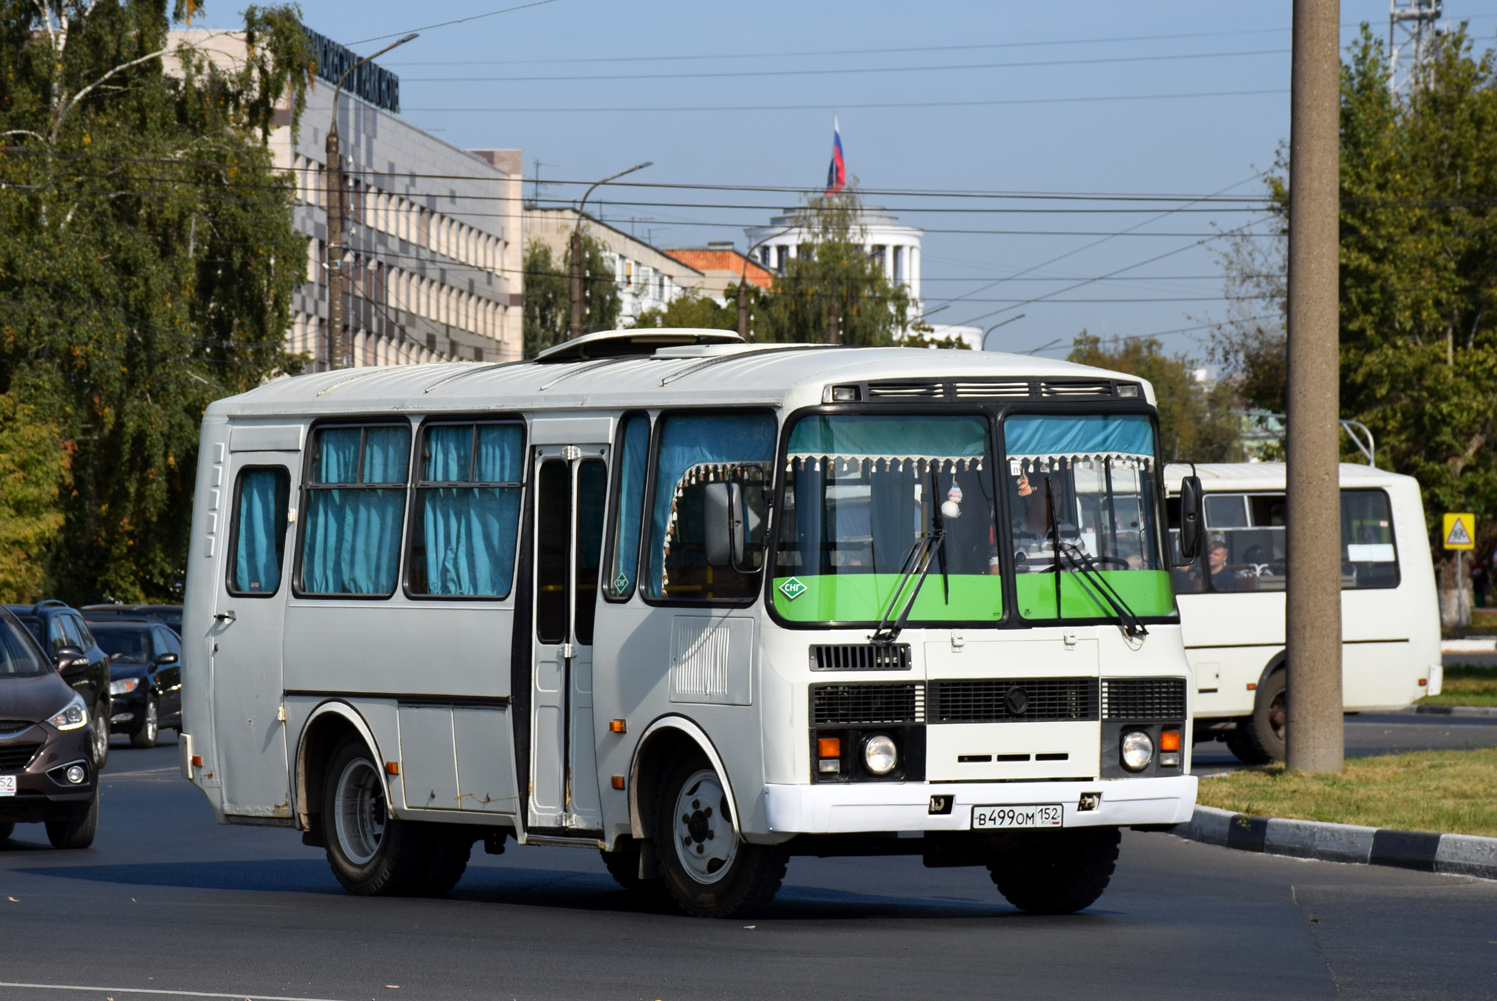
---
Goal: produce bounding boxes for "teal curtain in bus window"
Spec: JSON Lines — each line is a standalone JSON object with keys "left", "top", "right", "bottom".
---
{"left": 302, "top": 488, "right": 406, "bottom": 594}
{"left": 364, "top": 426, "right": 411, "bottom": 482}
{"left": 647, "top": 412, "right": 775, "bottom": 598}
{"left": 607, "top": 414, "right": 649, "bottom": 598}
{"left": 315, "top": 428, "right": 361, "bottom": 483}
{"left": 415, "top": 423, "right": 523, "bottom": 597}
{"left": 233, "top": 468, "right": 288, "bottom": 594}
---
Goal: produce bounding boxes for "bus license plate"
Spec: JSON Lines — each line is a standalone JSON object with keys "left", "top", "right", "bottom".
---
{"left": 972, "top": 804, "right": 1061, "bottom": 829}
{"left": 0, "top": 775, "right": 15, "bottom": 797}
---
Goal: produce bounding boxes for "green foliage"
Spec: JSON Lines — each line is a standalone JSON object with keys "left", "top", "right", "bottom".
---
{"left": 0, "top": 1, "right": 313, "bottom": 602}
{"left": 0, "top": 393, "right": 70, "bottom": 602}
{"left": 633, "top": 291, "right": 734, "bottom": 331}
{"left": 752, "top": 192, "right": 912, "bottom": 345}
{"left": 1213, "top": 24, "right": 1497, "bottom": 547}
{"left": 901, "top": 326, "right": 972, "bottom": 350}
{"left": 1069, "top": 332, "right": 1243, "bottom": 462}
{"left": 522, "top": 230, "right": 620, "bottom": 356}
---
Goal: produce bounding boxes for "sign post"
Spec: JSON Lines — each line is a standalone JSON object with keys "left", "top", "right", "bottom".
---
{"left": 1444, "top": 513, "right": 1476, "bottom": 629}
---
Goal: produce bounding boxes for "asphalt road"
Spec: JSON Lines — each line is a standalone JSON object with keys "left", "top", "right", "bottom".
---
{"left": 1, "top": 727, "right": 1494, "bottom": 1001}
{"left": 1193, "top": 710, "right": 1497, "bottom": 775}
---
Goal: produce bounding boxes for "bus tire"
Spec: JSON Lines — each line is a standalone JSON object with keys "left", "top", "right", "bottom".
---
{"left": 653, "top": 754, "right": 786, "bottom": 918}
{"left": 987, "top": 826, "right": 1121, "bottom": 914}
{"left": 322, "top": 736, "right": 428, "bottom": 896}
{"left": 414, "top": 826, "right": 473, "bottom": 896}
{"left": 1241, "top": 670, "right": 1287, "bottom": 762}
{"left": 1224, "top": 723, "right": 1269, "bottom": 765}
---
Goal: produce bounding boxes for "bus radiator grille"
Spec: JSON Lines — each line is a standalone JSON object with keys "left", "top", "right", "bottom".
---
{"left": 809, "top": 644, "right": 912, "bottom": 671}
{"left": 811, "top": 683, "right": 925, "bottom": 725}
{"left": 927, "top": 678, "right": 1099, "bottom": 723}
{"left": 1100, "top": 678, "right": 1187, "bottom": 720}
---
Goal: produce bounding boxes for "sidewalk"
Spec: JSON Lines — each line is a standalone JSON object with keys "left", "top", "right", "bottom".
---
{"left": 1170, "top": 805, "right": 1497, "bottom": 879}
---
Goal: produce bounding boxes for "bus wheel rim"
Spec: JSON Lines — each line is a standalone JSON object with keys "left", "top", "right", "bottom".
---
{"left": 334, "top": 758, "right": 385, "bottom": 865}
{"left": 673, "top": 768, "right": 738, "bottom": 885}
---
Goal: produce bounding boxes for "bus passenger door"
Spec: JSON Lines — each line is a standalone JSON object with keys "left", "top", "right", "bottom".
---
{"left": 530, "top": 445, "right": 609, "bottom": 832}
{"left": 213, "top": 451, "right": 297, "bottom": 818}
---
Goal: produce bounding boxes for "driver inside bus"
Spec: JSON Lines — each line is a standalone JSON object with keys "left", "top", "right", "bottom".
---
{"left": 1207, "top": 540, "right": 1237, "bottom": 591}
{"left": 1014, "top": 472, "right": 1053, "bottom": 537}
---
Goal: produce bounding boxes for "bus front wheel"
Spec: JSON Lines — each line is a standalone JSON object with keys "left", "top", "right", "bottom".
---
{"left": 652, "top": 755, "right": 786, "bottom": 918}
{"left": 987, "top": 826, "right": 1121, "bottom": 914}
{"left": 1236, "top": 670, "right": 1287, "bottom": 763}
{"left": 322, "top": 736, "right": 431, "bottom": 896}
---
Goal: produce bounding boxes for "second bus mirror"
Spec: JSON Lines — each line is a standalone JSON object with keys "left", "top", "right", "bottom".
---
{"left": 703, "top": 482, "right": 734, "bottom": 567}
{"left": 1177, "top": 475, "right": 1204, "bottom": 563}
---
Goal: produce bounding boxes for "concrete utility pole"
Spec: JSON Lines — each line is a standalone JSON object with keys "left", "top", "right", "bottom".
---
{"left": 1285, "top": 0, "right": 1344, "bottom": 774}
{"left": 569, "top": 161, "right": 652, "bottom": 340}
{"left": 325, "top": 33, "right": 417, "bottom": 370}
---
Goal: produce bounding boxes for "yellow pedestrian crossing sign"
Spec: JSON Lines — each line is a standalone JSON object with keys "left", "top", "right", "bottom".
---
{"left": 1443, "top": 513, "right": 1476, "bottom": 550}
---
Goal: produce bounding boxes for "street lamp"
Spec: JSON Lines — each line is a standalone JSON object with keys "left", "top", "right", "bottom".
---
{"left": 980, "top": 313, "right": 1026, "bottom": 352}
{"left": 325, "top": 32, "right": 418, "bottom": 371}
{"left": 570, "top": 161, "right": 653, "bottom": 339}
{"left": 737, "top": 226, "right": 792, "bottom": 341}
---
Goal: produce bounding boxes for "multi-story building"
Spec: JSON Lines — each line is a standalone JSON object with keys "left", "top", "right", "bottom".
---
{"left": 170, "top": 28, "right": 525, "bottom": 370}
{"left": 525, "top": 208, "right": 704, "bottom": 324}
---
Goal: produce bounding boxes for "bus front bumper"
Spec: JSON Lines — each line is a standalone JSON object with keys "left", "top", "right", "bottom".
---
{"left": 762, "top": 774, "right": 1197, "bottom": 834}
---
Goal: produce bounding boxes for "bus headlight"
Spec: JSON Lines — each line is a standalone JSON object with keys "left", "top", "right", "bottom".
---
{"left": 863, "top": 734, "right": 898, "bottom": 776}
{"left": 1120, "top": 730, "right": 1154, "bottom": 772}
{"left": 50, "top": 694, "right": 89, "bottom": 731}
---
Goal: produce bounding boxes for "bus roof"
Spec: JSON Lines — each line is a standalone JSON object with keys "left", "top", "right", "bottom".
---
{"left": 203, "top": 343, "right": 1157, "bottom": 419}
{"left": 1163, "top": 462, "right": 1415, "bottom": 492}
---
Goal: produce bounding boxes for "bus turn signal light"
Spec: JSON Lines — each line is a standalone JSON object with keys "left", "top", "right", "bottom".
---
{"left": 609, "top": 719, "right": 627, "bottom": 733}
{"left": 611, "top": 775, "right": 625, "bottom": 790}
{"left": 385, "top": 762, "right": 399, "bottom": 775}
{"left": 818, "top": 737, "right": 841, "bottom": 758}
{"left": 190, "top": 755, "right": 203, "bottom": 768}
{"left": 1159, "top": 730, "right": 1181, "bottom": 752}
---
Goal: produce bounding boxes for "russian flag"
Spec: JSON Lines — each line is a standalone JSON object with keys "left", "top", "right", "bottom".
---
{"left": 825, "top": 115, "right": 846, "bottom": 195}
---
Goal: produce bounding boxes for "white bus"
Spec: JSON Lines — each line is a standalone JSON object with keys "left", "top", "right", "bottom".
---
{"left": 1166, "top": 463, "right": 1442, "bottom": 763}
{"left": 180, "top": 329, "right": 1199, "bottom": 917}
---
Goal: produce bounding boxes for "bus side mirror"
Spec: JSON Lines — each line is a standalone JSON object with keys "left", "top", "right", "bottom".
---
{"left": 1177, "top": 475, "right": 1204, "bottom": 563}
{"left": 703, "top": 482, "right": 734, "bottom": 567}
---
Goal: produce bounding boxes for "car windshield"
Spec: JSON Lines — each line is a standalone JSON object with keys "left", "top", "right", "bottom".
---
{"left": 773, "top": 414, "right": 1001, "bottom": 623}
{"left": 0, "top": 613, "right": 50, "bottom": 677}
{"left": 93, "top": 628, "right": 152, "bottom": 665}
{"left": 1002, "top": 413, "right": 1172, "bottom": 620}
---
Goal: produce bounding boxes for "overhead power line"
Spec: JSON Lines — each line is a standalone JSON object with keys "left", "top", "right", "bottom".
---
{"left": 346, "top": 0, "right": 565, "bottom": 46}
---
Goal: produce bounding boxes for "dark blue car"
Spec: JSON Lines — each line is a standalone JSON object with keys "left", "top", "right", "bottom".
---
{"left": 84, "top": 619, "right": 182, "bottom": 749}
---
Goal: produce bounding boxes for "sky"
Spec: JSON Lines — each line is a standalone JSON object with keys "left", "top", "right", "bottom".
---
{"left": 211, "top": 0, "right": 1497, "bottom": 357}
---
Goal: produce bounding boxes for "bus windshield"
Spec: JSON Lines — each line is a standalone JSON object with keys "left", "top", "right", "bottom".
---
{"left": 774, "top": 414, "right": 1001, "bottom": 623}
{"left": 1003, "top": 413, "right": 1172, "bottom": 621}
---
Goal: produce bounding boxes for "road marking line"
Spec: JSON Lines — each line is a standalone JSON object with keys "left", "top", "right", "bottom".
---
{"left": 0, "top": 983, "right": 351, "bottom": 1001}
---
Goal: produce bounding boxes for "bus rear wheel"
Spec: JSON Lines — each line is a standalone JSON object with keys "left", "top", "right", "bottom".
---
{"left": 1237, "top": 670, "right": 1287, "bottom": 762}
{"left": 987, "top": 826, "right": 1121, "bottom": 914}
{"left": 322, "top": 737, "right": 431, "bottom": 896}
{"left": 653, "top": 755, "right": 786, "bottom": 918}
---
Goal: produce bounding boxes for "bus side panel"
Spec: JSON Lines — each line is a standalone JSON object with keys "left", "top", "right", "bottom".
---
{"left": 1180, "top": 591, "right": 1284, "bottom": 719}
{"left": 181, "top": 417, "right": 232, "bottom": 816}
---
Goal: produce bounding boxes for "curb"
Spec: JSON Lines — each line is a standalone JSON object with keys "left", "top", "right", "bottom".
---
{"left": 1170, "top": 805, "right": 1497, "bottom": 879}
{"left": 1412, "top": 704, "right": 1497, "bottom": 718}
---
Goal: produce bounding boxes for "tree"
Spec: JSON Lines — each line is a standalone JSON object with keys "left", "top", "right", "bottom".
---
{"left": 0, "top": 394, "right": 70, "bottom": 602}
{"left": 1210, "top": 23, "right": 1497, "bottom": 620}
{"left": 1069, "top": 333, "right": 1243, "bottom": 462}
{"left": 522, "top": 230, "right": 619, "bottom": 356}
{"left": 753, "top": 192, "right": 913, "bottom": 345}
{"left": 0, "top": 1, "right": 314, "bottom": 602}
{"left": 632, "top": 291, "right": 734, "bottom": 330}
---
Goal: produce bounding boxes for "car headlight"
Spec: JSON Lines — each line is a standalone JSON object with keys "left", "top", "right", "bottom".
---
{"left": 1120, "top": 730, "right": 1154, "bottom": 772}
{"left": 50, "top": 694, "right": 89, "bottom": 731}
{"left": 863, "top": 734, "right": 898, "bottom": 776}
{"left": 109, "top": 677, "right": 140, "bottom": 696}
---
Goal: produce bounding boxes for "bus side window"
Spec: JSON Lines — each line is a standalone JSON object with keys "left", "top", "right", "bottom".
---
{"left": 1341, "top": 489, "right": 1399, "bottom": 589}
{"left": 603, "top": 412, "right": 649, "bottom": 601}
{"left": 408, "top": 422, "right": 524, "bottom": 598}
{"left": 229, "top": 467, "right": 291, "bottom": 596}
{"left": 300, "top": 424, "right": 411, "bottom": 596}
{"left": 646, "top": 411, "right": 775, "bottom": 602}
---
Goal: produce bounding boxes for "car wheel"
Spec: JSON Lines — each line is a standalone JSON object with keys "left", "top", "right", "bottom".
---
{"left": 653, "top": 755, "right": 786, "bottom": 918}
{"left": 46, "top": 787, "right": 99, "bottom": 850}
{"left": 0, "top": 822, "right": 14, "bottom": 841}
{"left": 91, "top": 705, "right": 110, "bottom": 769}
{"left": 987, "top": 826, "right": 1121, "bottom": 914}
{"left": 129, "top": 696, "right": 159, "bottom": 749}
{"left": 321, "top": 736, "right": 430, "bottom": 896}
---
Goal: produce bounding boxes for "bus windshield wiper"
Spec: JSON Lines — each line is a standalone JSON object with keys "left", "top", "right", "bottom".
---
{"left": 1057, "top": 541, "right": 1149, "bottom": 639}
{"left": 870, "top": 530, "right": 945, "bottom": 646}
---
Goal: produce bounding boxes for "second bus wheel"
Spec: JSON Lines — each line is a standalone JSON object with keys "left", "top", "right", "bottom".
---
{"left": 987, "top": 826, "right": 1121, "bottom": 914}
{"left": 653, "top": 755, "right": 786, "bottom": 918}
{"left": 322, "top": 736, "right": 430, "bottom": 896}
{"left": 1238, "top": 670, "right": 1288, "bottom": 762}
